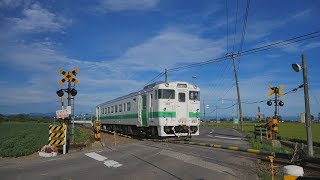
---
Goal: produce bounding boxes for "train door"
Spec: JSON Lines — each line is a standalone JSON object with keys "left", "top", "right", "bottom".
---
{"left": 177, "top": 90, "right": 188, "bottom": 122}
{"left": 141, "top": 95, "right": 148, "bottom": 126}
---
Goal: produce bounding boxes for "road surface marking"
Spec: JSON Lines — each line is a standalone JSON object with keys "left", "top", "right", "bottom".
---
{"left": 207, "top": 135, "right": 213, "bottom": 137}
{"left": 85, "top": 152, "right": 107, "bottom": 161}
{"left": 85, "top": 152, "right": 122, "bottom": 168}
{"left": 104, "top": 160, "right": 122, "bottom": 168}
{"left": 214, "top": 135, "right": 242, "bottom": 140}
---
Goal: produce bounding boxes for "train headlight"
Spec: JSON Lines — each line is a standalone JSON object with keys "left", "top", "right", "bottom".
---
{"left": 163, "top": 107, "right": 166, "bottom": 111}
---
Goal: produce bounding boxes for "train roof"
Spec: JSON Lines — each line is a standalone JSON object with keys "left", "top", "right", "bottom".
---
{"left": 96, "top": 81, "right": 199, "bottom": 107}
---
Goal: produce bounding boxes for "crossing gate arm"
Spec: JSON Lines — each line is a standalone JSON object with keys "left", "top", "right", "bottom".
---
{"left": 171, "top": 141, "right": 276, "bottom": 157}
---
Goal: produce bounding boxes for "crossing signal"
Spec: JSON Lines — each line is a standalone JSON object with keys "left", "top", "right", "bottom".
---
{"left": 267, "top": 100, "right": 272, "bottom": 106}
{"left": 70, "top": 88, "right": 77, "bottom": 96}
{"left": 56, "top": 89, "right": 64, "bottom": 97}
{"left": 279, "top": 101, "right": 284, "bottom": 106}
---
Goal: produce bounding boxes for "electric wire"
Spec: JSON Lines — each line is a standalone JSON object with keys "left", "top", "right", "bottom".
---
{"left": 209, "top": 103, "right": 237, "bottom": 113}
{"left": 238, "top": 0, "right": 251, "bottom": 53}
{"left": 140, "top": 31, "right": 320, "bottom": 99}
{"left": 165, "top": 31, "right": 320, "bottom": 73}
{"left": 232, "top": 0, "right": 239, "bottom": 53}
{"left": 226, "top": 0, "right": 229, "bottom": 53}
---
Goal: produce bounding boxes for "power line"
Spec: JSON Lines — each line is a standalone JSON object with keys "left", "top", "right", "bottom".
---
{"left": 226, "top": 0, "right": 229, "bottom": 53}
{"left": 208, "top": 103, "right": 237, "bottom": 114}
{"left": 240, "top": 84, "right": 305, "bottom": 105}
{"left": 166, "top": 31, "right": 320, "bottom": 73}
{"left": 141, "top": 31, "right": 320, "bottom": 94}
{"left": 139, "top": 72, "right": 165, "bottom": 90}
{"left": 239, "top": 31, "right": 320, "bottom": 56}
{"left": 238, "top": 0, "right": 251, "bottom": 53}
{"left": 232, "top": 0, "right": 239, "bottom": 53}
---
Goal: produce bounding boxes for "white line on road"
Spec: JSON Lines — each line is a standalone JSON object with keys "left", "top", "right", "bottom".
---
{"left": 104, "top": 160, "right": 122, "bottom": 168}
{"left": 214, "top": 135, "right": 242, "bottom": 140}
{"left": 85, "top": 152, "right": 107, "bottom": 161}
{"left": 207, "top": 135, "right": 213, "bottom": 137}
{"left": 85, "top": 152, "right": 122, "bottom": 168}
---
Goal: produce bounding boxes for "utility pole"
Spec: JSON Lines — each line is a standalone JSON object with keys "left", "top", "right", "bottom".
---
{"left": 230, "top": 53, "right": 243, "bottom": 131}
{"left": 203, "top": 101, "right": 206, "bottom": 121}
{"left": 215, "top": 105, "right": 218, "bottom": 121}
{"left": 302, "top": 54, "right": 314, "bottom": 157}
{"left": 274, "top": 87, "right": 278, "bottom": 119}
{"left": 165, "top": 68, "right": 168, "bottom": 82}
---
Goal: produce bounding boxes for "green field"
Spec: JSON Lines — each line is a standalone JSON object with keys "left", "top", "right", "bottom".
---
{"left": 0, "top": 121, "right": 93, "bottom": 157}
{"left": 0, "top": 122, "right": 49, "bottom": 157}
{"left": 201, "top": 121, "right": 320, "bottom": 144}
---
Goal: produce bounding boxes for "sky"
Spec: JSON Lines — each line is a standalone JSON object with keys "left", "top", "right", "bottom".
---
{"left": 0, "top": 0, "right": 319, "bottom": 119}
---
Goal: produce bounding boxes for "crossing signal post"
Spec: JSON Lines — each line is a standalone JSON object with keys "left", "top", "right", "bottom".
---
{"left": 56, "top": 67, "right": 79, "bottom": 153}
{"left": 266, "top": 85, "right": 284, "bottom": 141}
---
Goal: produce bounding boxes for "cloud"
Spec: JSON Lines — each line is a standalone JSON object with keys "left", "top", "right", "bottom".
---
{"left": 8, "top": 4, "right": 71, "bottom": 33}
{"left": 0, "top": 0, "right": 23, "bottom": 8}
{"left": 0, "top": 25, "right": 228, "bottom": 113}
{"left": 246, "top": 9, "right": 313, "bottom": 42}
{"left": 118, "top": 28, "right": 227, "bottom": 71}
{"left": 97, "top": 0, "right": 159, "bottom": 12}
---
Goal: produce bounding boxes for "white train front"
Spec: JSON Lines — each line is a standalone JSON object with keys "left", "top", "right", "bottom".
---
{"left": 96, "top": 81, "right": 200, "bottom": 137}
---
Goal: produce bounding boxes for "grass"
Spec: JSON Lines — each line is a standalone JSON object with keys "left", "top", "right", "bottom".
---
{"left": 0, "top": 121, "right": 49, "bottom": 157}
{"left": 73, "top": 126, "right": 92, "bottom": 144}
{"left": 0, "top": 121, "right": 93, "bottom": 157}
{"left": 201, "top": 121, "right": 320, "bottom": 143}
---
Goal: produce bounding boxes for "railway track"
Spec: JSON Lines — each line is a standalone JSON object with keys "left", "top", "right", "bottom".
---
{"left": 99, "top": 129, "right": 320, "bottom": 174}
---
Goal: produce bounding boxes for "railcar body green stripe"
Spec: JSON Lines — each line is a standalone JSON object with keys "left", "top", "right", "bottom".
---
{"left": 149, "top": 111, "right": 176, "bottom": 118}
{"left": 189, "top": 112, "right": 200, "bottom": 118}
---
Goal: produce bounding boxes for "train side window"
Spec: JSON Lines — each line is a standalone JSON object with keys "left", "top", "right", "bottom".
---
{"left": 119, "top": 104, "right": 122, "bottom": 112}
{"left": 123, "top": 103, "right": 126, "bottom": 112}
{"left": 105, "top": 108, "right": 107, "bottom": 114}
{"left": 111, "top": 106, "right": 114, "bottom": 113}
{"left": 108, "top": 107, "right": 110, "bottom": 114}
{"left": 127, "top": 102, "right": 131, "bottom": 111}
{"left": 178, "top": 93, "right": 185, "bottom": 102}
{"left": 115, "top": 105, "right": 118, "bottom": 113}
{"left": 155, "top": 90, "right": 157, "bottom": 100}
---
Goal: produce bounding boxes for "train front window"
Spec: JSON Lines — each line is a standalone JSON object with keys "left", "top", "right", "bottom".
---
{"left": 189, "top": 91, "right": 200, "bottom": 101}
{"left": 158, "top": 89, "right": 175, "bottom": 99}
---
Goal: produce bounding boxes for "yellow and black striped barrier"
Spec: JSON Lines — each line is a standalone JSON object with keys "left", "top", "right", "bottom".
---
{"left": 49, "top": 125, "right": 66, "bottom": 131}
{"left": 48, "top": 123, "right": 67, "bottom": 154}
{"left": 172, "top": 141, "right": 275, "bottom": 156}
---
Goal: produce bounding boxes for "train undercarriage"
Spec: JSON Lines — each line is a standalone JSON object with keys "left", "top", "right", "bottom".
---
{"left": 101, "top": 124, "right": 199, "bottom": 138}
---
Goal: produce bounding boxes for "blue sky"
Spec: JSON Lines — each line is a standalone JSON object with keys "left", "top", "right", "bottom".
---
{"left": 0, "top": 0, "right": 319, "bottom": 118}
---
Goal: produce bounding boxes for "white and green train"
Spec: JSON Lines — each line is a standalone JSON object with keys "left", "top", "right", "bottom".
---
{"left": 96, "top": 81, "right": 200, "bottom": 137}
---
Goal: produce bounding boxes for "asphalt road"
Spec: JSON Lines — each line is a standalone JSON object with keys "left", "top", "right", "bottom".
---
{"left": 0, "top": 127, "right": 258, "bottom": 180}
